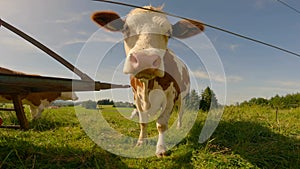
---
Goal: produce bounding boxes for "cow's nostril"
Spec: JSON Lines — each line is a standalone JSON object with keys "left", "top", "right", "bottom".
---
{"left": 153, "top": 58, "right": 161, "bottom": 68}
{"left": 130, "top": 54, "right": 138, "bottom": 64}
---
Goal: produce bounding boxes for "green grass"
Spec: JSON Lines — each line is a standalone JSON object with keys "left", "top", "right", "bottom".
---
{"left": 0, "top": 105, "right": 299, "bottom": 168}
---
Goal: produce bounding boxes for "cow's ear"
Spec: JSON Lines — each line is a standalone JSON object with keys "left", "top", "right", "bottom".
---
{"left": 172, "top": 20, "right": 205, "bottom": 39}
{"left": 91, "top": 11, "right": 124, "bottom": 32}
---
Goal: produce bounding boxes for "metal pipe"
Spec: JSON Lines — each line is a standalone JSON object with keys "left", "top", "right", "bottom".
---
{"left": 0, "top": 74, "right": 130, "bottom": 93}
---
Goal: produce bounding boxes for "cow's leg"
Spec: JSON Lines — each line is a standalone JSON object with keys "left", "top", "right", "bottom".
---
{"left": 137, "top": 122, "right": 147, "bottom": 146}
{"left": 156, "top": 102, "right": 174, "bottom": 157}
{"left": 35, "top": 106, "right": 45, "bottom": 120}
{"left": 30, "top": 100, "right": 50, "bottom": 120}
{"left": 130, "top": 109, "right": 139, "bottom": 119}
{"left": 177, "top": 98, "right": 185, "bottom": 129}
{"left": 29, "top": 105, "right": 39, "bottom": 120}
{"left": 30, "top": 105, "right": 44, "bottom": 120}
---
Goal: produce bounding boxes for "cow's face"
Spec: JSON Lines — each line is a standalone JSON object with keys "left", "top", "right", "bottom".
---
{"left": 92, "top": 6, "right": 204, "bottom": 80}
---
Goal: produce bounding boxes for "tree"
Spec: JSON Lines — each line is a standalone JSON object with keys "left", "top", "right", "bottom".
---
{"left": 97, "top": 99, "right": 114, "bottom": 105}
{"left": 247, "top": 97, "right": 269, "bottom": 106}
{"left": 82, "top": 100, "right": 97, "bottom": 109}
{"left": 185, "top": 89, "right": 200, "bottom": 110}
{"left": 199, "top": 87, "right": 218, "bottom": 111}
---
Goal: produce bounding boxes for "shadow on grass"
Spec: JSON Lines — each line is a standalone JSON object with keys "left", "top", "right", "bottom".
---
{"left": 0, "top": 134, "right": 129, "bottom": 169}
{"left": 188, "top": 119, "right": 300, "bottom": 168}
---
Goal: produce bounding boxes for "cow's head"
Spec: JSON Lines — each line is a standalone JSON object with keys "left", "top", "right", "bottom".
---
{"left": 92, "top": 6, "right": 204, "bottom": 80}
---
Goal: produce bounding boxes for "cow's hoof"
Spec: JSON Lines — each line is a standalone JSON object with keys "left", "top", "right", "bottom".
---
{"left": 136, "top": 139, "right": 147, "bottom": 146}
{"left": 156, "top": 145, "right": 168, "bottom": 158}
{"left": 156, "top": 152, "right": 164, "bottom": 158}
{"left": 156, "top": 151, "right": 170, "bottom": 158}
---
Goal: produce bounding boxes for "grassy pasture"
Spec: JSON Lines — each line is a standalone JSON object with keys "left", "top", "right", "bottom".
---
{"left": 0, "top": 105, "right": 299, "bottom": 168}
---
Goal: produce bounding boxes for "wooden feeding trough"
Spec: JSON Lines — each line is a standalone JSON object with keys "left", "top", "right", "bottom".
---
{"left": 0, "top": 19, "right": 130, "bottom": 130}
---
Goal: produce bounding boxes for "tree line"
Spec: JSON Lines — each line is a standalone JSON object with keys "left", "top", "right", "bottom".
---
{"left": 94, "top": 87, "right": 219, "bottom": 111}
{"left": 60, "top": 86, "right": 219, "bottom": 111}
{"left": 240, "top": 93, "right": 300, "bottom": 109}
{"left": 95, "top": 87, "right": 219, "bottom": 111}
{"left": 80, "top": 99, "right": 134, "bottom": 109}
{"left": 52, "top": 90, "right": 300, "bottom": 111}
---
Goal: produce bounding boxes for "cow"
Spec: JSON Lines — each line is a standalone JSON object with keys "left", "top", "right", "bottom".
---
{"left": 0, "top": 67, "right": 78, "bottom": 120}
{"left": 91, "top": 6, "right": 204, "bottom": 157}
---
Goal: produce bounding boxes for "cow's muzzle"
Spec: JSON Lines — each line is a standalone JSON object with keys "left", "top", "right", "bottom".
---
{"left": 123, "top": 49, "right": 165, "bottom": 79}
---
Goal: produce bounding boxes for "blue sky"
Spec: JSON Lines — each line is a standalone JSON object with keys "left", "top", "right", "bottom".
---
{"left": 0, "top": 0, "right": 299, "bottom": 104}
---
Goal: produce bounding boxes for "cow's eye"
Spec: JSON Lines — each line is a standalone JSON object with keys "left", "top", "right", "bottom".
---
{"left": 166, "top": 30, "right": 171, "bottom": 38}
{"left": 122, "top": 24, "right": 129, "bottom": 32}
{"left": 122, "top": 25, "right": 131, "bottom": 37}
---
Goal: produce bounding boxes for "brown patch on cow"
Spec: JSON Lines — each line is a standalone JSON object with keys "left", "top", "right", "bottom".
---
{"left": 25, "top": 92, "right": 62, "bottom": 106}
{"left": 172, "top": 20, "right": 205, "bottom": 39}
{"left": 0, "top": 67, "right": 39, "bottom": 76}
{"left": 130, "top": 75, "right": 144, "bottom": 92}
{"left": 130, "top": 51, "right": 189, "bottom": 100}
{"left": 0, "top": 67, "right": 26, "bottom": 75}
{"left": 148, "top": 50, "right": 189, "bottom": 100}
{"left": 2, "top": 92, "right": 62, "bottom": 106}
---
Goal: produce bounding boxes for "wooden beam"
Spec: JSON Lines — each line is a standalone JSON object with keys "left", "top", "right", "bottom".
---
{"left": 12, "top": 95, "right": 29, "bottom": 130}
{"left": 0, "top": 108, "right": 15, "bottom": 111}
{"left": 0, "top": 125, "right": 21, "bottom": 129}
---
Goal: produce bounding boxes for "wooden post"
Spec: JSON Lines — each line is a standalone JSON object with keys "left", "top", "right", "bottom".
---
{"left": 12, "top": 95, "right": 29, "bottom": 130}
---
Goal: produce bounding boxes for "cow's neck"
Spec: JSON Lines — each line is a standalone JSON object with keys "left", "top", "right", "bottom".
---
{"left": 138, "top": 79, "right": 151, "bottom": 110}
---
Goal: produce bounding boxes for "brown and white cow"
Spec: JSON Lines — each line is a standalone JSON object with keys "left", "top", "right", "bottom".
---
{"left": 0, "top": 67, "right": 78, "bottom": 119}
{"left": 92, "top": 6, "right": 204, "bottom": 157}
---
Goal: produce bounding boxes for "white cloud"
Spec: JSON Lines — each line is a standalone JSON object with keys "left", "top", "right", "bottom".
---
{"left": 227, "top": 75, "right": 243, "bottom": 83}
{"left": 62, "top": 38, "right": 88, "bottom": 46}
{"left": 0, "top": 34, "right": 36, "bottom": 53}
{"left": 254, "top": 0, "right": 265, "bottom": 9}
{"left": 46, "top": 11, "right": 90, "bottom": 24}
{"left": 192, "top": 70, "right": 209, "bottom": 79}
{"left": 59, "top": 33, "right": 122, "bottom": 48}
{"left": 268, "top": 80, "right": 300, "bottom": 89}
{"left": 229, "top": 44, "right": 239, "bottom": 51}
{"left": 91, "top": 34, "right": 122, "bottom": 43}
{"left": 254, "top": 0, "right": 275, "bottom": 9}
{"left": 78, "top": 31, "right": 89, "bottom": 36}
{"left": 191, "top": 70, "right": 243, "bottom": 83}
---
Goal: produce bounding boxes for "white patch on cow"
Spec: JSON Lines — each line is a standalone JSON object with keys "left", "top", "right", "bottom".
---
{"left": 169, "top": 50, "right": 186, "bottom": 83}
{"left": 29, "top": 105, "right": 39, "bottom": 120}
{"left": 156, "top": 131, "right": 166, "bottom": 155}
{"left": 59, "top": 92, "right": 78, "bottom": 101}
{"left": 139, "top": 89, "right": 167, "bottom": 123}
{"left": 126, "top": 12, "right": 171, "bottom": 37}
